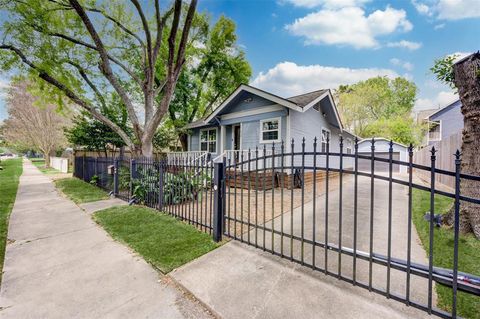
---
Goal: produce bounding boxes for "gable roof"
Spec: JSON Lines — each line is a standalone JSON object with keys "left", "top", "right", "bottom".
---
{"left": 185, "top": 84, "right": 341, "bottom": 130}
{"left": 287, "top": 89, "right": 328, "bottom": 107}
{"left": 426, "top": 99, "right": 461, "bottom": 120}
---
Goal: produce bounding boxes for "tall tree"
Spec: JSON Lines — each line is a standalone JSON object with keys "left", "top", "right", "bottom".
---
{"left": 432, "top": 52, "right": 480, "bottom": 238}
{"left": 167, "top": 15, "right": 252, "bottom": 150}
{"left": 337, "top": 76, "right": 423, "bottom": 145}
{"left": 0, "top": 0, "right": 197, "bottom": 157}
{"left": 3, "top": 81, "right": 70, "bottom": 166}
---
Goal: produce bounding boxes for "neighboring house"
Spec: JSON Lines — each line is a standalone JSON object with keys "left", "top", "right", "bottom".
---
{"left": 357, "top": 138, "right": 408, "bottom": 173}
{"left": 425, "top": 99, "right": 463, "bottom": 145}
{"left": 183, "top": 84, "right": 356, "bottom": 169}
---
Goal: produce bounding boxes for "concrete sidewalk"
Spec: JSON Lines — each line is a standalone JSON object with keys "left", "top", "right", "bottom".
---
{"left": 172, "top": 241, "right": 430, "bottom": 319}
{"left": 0, "top": 160, "right": 213, "bottom": 318}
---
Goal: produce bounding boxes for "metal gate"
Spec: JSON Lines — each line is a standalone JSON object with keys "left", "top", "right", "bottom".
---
{"left": 214, "top": 137, "right": 480, "bottom": 319}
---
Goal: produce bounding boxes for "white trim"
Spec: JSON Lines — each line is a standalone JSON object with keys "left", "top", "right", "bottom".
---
{"left": 199, "top": 127, "right": 218, "bottom": 153}
{"left": 220, "top": 125, "right": 226, "bottom": 154}
{"left": 259, "top": 117, "right": 282, "bottom": 144}
{"left": 358, "top": 137, "right": 408, "bottom": 148}
{"left": 320, "top": 127, "right": 331, "bottom": 152}
{"left": 219, "top": 104, "right": 284, "bottom": 120}
{"left": 204, "top": 84, "right": 300, "bottom": 124}
{"left": 286, "top": 111, "right": 291, "bottom": 151}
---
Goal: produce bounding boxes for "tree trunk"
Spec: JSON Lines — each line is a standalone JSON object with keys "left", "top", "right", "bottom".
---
{"left": 453, "top": 52, "right": 480, "bottom": 238}
{"left": 179, "top": 133, "right": 188, "bottom": 151}
{"left": 141, "top": 139, "right": 154, "bottom": 158}
{"left": 44, "top": 152, "right": 51, "bottom": 168}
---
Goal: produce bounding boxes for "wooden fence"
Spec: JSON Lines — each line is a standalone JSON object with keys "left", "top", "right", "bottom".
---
{"left": 413, "top": 132, "right": 462, "bottom": 190}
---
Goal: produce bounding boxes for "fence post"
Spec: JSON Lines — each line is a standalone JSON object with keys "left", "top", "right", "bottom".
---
{"left": 213, "top": 161, "right": 225, "bottom": 242}
{"left": 113, "top": 159, "right": 119, "bottom": 196}
{"left": 452, "top": 150, "right": 461, "bottom": 318}
{"left": 130, "top": 159, "right": 135, "bottom": 199}
{"left": 158, "top": 160, "right": 164, "bottom": 211}
{"left": 94, "top": 157, "right": 98, "bottom": 176}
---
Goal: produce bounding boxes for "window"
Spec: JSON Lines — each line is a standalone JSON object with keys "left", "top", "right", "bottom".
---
{"left": 428, "top": 120, "right": 441, "bottom": 142}
{"left": 260, "top": 118, "right": 281, "bottom": 143}
{"left": 321, "top": 128, "right": 330, "bottom": 152}
{"left": 200, "top": 128, "right": 217, "bottom": 152}
{"left": 345, "top": 138, "right": 352, "bottom": 154}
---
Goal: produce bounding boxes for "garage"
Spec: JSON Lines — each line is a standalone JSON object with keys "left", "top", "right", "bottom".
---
{"left": 356, "top": 138, "right": 408, "bottom": 173}
{"left": 357, "top": 151, "right": 401, "bottom": 172}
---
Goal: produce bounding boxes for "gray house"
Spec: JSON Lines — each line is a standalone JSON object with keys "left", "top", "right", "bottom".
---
{"left": 180, "top": 84, "right": 356, "bottom": 169}
{"left": 425, "top": 99, "right": 463, "bottom": 145}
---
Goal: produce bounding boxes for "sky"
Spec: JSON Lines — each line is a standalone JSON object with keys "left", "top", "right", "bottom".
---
{"left": 1, "top": 0, "right": 479, "bottom": 121}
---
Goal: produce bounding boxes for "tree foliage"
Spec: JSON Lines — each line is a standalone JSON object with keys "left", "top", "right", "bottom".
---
{"left": 430, "top": 54, "right": 457, "bottom": 89}
{"left": 337, "top": 76, "right": 423, "bottom": 145}
{"left": 3, "top": 80, "right": 70, "bottom": 166}
{"left": 167, "top": 15, "right": 251, "bottom": 149}
{"left": 0, "top": 0, "right": 198, "bottom": 156}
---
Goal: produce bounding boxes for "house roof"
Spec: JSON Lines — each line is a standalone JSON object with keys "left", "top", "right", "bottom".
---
{"left": 185, "top": 84, "right": 340, "bottom": 129}
{"left": 286, "top": 89, "right": 328, "bottom": 108}
{"left": 426, "top": 99, "right": 461, "bottom": 120}
{"left": 358, "top": 137, "right": 408, "bottom": 148}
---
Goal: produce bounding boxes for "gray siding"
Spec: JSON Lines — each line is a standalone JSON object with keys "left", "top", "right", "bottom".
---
{"left": 222, "top": 91, "right": 274, "bottom": 114}
{"left": 290, "top": 107, "right": 352, "bottom": 169}
{"left": 429, "top": 100, "right": 463, "bottom": 144}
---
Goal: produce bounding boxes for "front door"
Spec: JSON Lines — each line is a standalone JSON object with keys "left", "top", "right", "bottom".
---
{"left": 233, "top": 125, "right": 241, "bottom": 151}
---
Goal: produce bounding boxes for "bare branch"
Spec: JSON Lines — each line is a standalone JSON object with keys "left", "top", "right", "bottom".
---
{"left": 174, "top": 0, "right": 197, "bottom": 77}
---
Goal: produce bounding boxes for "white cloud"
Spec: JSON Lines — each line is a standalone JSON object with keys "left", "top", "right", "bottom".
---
{"left": 251, "top": 61, "right": 399, "bottom": 97}
{"left": 437, "top": 0, "right": 480, "bottom": 20}
{"left": 413, "top": 0, "right": 480, "bottom": 20}
{"left": 434, "top": 23, "right": 445, "bottom": 30}
{"left": 390, "top": 58, "right": 414, "bottom": 71}
{"left": 280, "top": 0, "right": 371, "bottom": 9}
{"left": 449, "top": 51, "right": 471, "bottom": 62}
{"left": 386, "top": 40, "right": 422, "bottom": 50}
{"left": 285, "top": 6, "right": 413, "bottom": 49}
{"left": 414, "top": 90, "right": 458, "bottom": 110}
{"left": 411, "top": 0, "right": 433, "bottom": 16}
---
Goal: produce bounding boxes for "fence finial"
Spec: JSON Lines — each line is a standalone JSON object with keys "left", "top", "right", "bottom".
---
{"left": 389, "top": 140, "right": 394, "bottom": 152}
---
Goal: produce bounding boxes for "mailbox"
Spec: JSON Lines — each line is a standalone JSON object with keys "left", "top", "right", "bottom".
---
{"left": 107, "top": 164, "right": 115, "bottom": 175}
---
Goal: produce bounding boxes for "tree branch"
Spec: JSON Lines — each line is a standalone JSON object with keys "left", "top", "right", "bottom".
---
{"left": 66, "top": 60, "right": 107, "bottom": 110}
{"left": 0, "top": 44, "right": 135, "bottom": 149}
{"left": 68, "top": 0, "right": 143, "bottom": 141}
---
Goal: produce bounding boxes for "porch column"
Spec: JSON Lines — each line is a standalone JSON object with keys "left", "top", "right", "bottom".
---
{"left": 220, "top": 125, "right": 226, "bottom": 154}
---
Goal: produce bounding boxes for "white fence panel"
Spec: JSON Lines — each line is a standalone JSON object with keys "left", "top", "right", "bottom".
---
{"left": 50, "top": 157, "right": 69, "bottom": 173}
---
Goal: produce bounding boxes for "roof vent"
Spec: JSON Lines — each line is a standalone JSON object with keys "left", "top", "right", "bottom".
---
{"left": 244, "top": 97, "right": 253, "bottom": 103}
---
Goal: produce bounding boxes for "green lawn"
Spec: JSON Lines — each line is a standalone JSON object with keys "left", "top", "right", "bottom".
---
{"left": 412, "top": 188, "right": 480, "bottom": 318}
{"left": 0, "top": 158, "right": 23, "bottom": 284}
{"left": 30, "top": 158, "right": 60, "bottom": 174}
{"left": 94, "top": 206, "right": 220, "bottom": 273}
{"left": 55, "top": 177, "right": 109, "bottom": 204}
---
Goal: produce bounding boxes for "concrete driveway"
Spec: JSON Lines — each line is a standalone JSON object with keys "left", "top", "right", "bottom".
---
{"left": 172, "top": 174, "right": 433, "bottom": 318}
{"left": 0, "top": 160, "right": 212, "bottom": 318}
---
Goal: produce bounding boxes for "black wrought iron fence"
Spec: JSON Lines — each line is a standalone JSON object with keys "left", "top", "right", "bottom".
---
{"left": 220, "top": 137, "right": 480, "bottom": 319}
{"left": 73, "top": 154, "right": 215, "bottom": 232}
{"left": 73, "top": 136, "right": 480, "bottom": 319}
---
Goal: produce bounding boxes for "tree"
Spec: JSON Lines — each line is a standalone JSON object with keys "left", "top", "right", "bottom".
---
{"left": 337, "top": 76, "right": 424, "bottom": 145}
{"left": 0, "top": 0, "right": 198, "bottom": 157}
{"left": 432, "top": 52, "right": 480, "bottom": 238}
{"left": 65, "top": 103, "right": 130, "bottom": 158}
{"left": 3, "top": 81, "right": 70, "bottom": 166}
{"left": 167, "top": 15, "right": 252, "bottom": 150}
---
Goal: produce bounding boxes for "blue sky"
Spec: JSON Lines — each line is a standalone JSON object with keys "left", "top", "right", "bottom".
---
{"left": 1, "top": 0, "right": 479, "bottom": 121}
